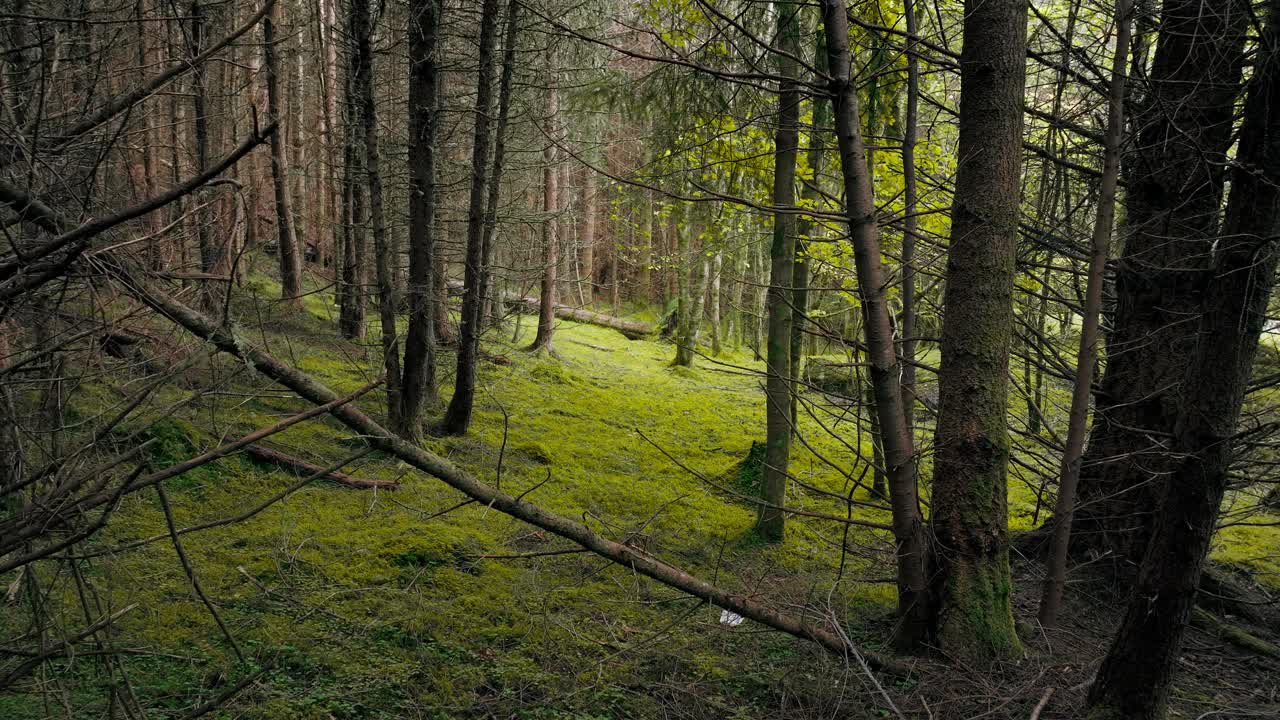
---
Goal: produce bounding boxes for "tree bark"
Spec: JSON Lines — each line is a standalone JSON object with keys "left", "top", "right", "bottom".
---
{"left": 263, "top": 8, "right": 304, "bottom": 302}
{"left": 820, "top": 0, "right": 929, "bottom": 650}
{"left": 757, "top": 3, "right": 800, "bottom": 543}
{"left": 1088, "top": 2, "right": 1280, "bottom": 713}
{"left": 352, "top": 0, "right": 402, "bottom": 424}
{"left": 1038, "top": 0, "right": 1130, "bottom": 629}
{"left": 530, "top": 60, "right": 559, "bottom": 353}
{"left": 480, "top": 0, "right": 519, "bottom": 330}
{"left": 1071, "top": 0, "right": 1250, "bottom": 567}
{"left": 398, "top": 0, "right": 441, "bottom": 431}
{"left": 441, "top": 0, "right": 500, "bottom": 436}
{"left": 926, "top": 0, "right": 1027, "bottom": 662}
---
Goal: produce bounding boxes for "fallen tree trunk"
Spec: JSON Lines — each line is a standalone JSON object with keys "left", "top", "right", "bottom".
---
{"left": 109, "top": 258, "right": 906, "bottom": 675}
{"left": 449, "top": 280, "right": 654, "bottom": 339}
{"left": 245, "top": 445, "right": 397, "bottom": 490}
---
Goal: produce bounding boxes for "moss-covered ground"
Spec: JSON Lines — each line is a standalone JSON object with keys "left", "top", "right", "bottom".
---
{"left": 1, "top": 273, "right": 1276, "bottom": 719}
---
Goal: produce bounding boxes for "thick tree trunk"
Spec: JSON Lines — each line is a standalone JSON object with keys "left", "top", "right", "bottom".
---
{"left": 1088, "top": 3, "right": 1280, "bottom": 713}
{"left": 820, "top": 0, "right": 929, "bottom": 650}
{"left": 757, "top": 3, "right": 800, "bottom": 543}
{"left": 441, "top": 0, "right": 500, "bottom": 436}
{"left": 926, "top": 0, "right": 1027, "bottom": 662}
{"left": 1072, "top": 0, "right": 1250, "bottom": 567}
{"left": 352, "top": 0, "right": 402, "bottom": 423}
{"left": 1038, "top": 0, "right": 1130, "bottom": 629}
{"left": 399, "top": 0, "right": 442, "bottom": 432}
{"left": 263, "top": 9, "right": 304, "bottom": 302}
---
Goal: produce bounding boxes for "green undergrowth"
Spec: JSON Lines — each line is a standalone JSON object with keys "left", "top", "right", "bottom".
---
{"left": 0, "top": 273, "right": 903, "bottom": 719}
{"left": 2, "top": 270, "right": 1276, "bottom": 719}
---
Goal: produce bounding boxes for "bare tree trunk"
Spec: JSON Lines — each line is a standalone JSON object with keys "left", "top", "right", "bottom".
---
{"left": 579, "top": 170, "right": 596, "bottom": 305}
{"left": 899, "top": 0, "right": 920, "bottom": 426}
{"left": 399, "top": 0, "right": 442, "bottom": 433}
{"left": 1071, "top": 0, "right": 1249, "bottom": 566}
{"left": 926, "top": 0, "right": 1027, "bottom": 662}
{"left": 480, "top": 0, "right": 519, "bottom": 329}
{"left": 441, "top": 0, "right": 500, "bottom": 436}
{"left": 190, "top": 2, "right": 216, "bottom": 305}
{"left": 709, "top": 250, "right": 722, "bottom": 356}
{"left": 352, "top": 0, "right": 401, "bottom": 422}
{"left": 263, "top": 6, "right": 303, "bottom": 302}
{"left": 820, "top": 0, "right": 929, "bottom": 650}
{"left": 530, "top": 59, "right": 559, "bottom": 353}
{"left": 1038, "top": 0, "right": 1130, "bottom": 629}
{"left": 757, "top": 3, "right": 800, "bottom": 543}
{"left": 1089, "top": 3, "right": 1280, "bottom": 713}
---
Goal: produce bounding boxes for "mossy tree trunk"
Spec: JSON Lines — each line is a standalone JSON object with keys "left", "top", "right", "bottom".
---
{"left": 926, "top": 0, "right": 1027, "bottom": 662}
{"left": 1086, "top": 0, "right": 1280, "bottom": 714}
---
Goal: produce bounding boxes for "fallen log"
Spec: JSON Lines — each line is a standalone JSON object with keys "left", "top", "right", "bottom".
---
{"left": 448, "top": 280, "right": 654, "bottom": 340}
{"left": 109, "top": 258, "right": 908, "bottom": 676}
{"left": 245, "top": 444, "right": 397, "bottom": 490}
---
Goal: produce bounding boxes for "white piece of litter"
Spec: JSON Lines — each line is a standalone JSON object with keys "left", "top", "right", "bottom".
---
{"left": 719, "top": 609, "right": 745, "bottom": 627}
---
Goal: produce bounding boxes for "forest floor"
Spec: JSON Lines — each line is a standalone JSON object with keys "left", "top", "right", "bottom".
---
{"left": 2, "top": 272, "right": 1277, "bottom": 719}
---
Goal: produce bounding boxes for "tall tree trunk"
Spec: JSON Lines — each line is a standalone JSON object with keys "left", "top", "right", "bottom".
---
{"left": 579, "top": 171, "right": 596, "bottom": 305}
{"left": 757, "top": 2, "right": 800, "bottom": 543}
{"left": 399, "top": 0, "right": 442, "bottom": 432}
{"left": 263, "top": 6, "right": 304, "bottom": 302}
{"left": 1038, "top": 0, "right": 1130, "bottom": 629}
{"left": 352, "top": 0, "right": 401, "bottom": 422}
{"left": 1088, "top": 2, "right": 1280, "bottom": 712}
{"left": 819, "top": 0, "right": 929, "bottom": 650}
{"left": 480, "top": 0, "right": 519, "bottom": 330}
{"left": 530, "top": 61, "right": 559, "bottom": 353}
{"left": 441, "top": 0, "right": 500, "bottom": 436}
{"left": 926, "top": 0, "right": 1027, "bottom": 661}
{"left": 709, "top": 250, "right": 722, "bottom": 356}
{"left": 339, "top": 91, "right": 367, "bottom": 340}
{"left": 1071, "top": 0, "right": 1249, "bottom": 567}
{"left": 190, "top": 2, "right": 216, "bottom": 305}
{"left": 792, "top": 31, "right": 829, "bottom": 425}
{"left": 899, "top": 0, "right": 919, "bottom": 426}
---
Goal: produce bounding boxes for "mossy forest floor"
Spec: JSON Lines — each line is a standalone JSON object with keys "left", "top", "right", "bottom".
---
{"left": 2, "top": 273, "right": 1277, "bottom": 719}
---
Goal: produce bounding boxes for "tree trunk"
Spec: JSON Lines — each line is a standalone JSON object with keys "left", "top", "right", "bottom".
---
{"left": 480, "top": 0, "right": 519, "bottom": 331}
{"left": 1088, "top": 3, "right": 1280, "bottom": 713}
{"left": 263, "top": 8, "right": 303, "bottom": 302}
{"left": 757, "top": 3, "right": 800, "bottom": 543}
{"left": 1038, "top": 0, "right": 1130, "bottom": 629}
{"left": 399, "top": 0, "right": 442, "bottom": 432}
{"left": 352, "top": 0, "right": 402, "bottom": 424}
{"left": 530, "top": 62, "right": 559, "bottom": 353}
{"left": 899, "top": 0, "right": 919, "bottom": 426}
{"left": 709, "top": 250, "right": 722, "bottom": 356}
{"left": 926, "top": 0, "right": 1027, "bottom": 662}
{"left": 440, "top": 0, "right": 500, "bottom": 436}
{"left": 190, "top": 2, "right": 216, "bottom": 307}
{"left": 820, "top": 0, "right": 930, "bottom": 650}
{"left": 1071, "top": 0, "right": 1250, "bottom": 567}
